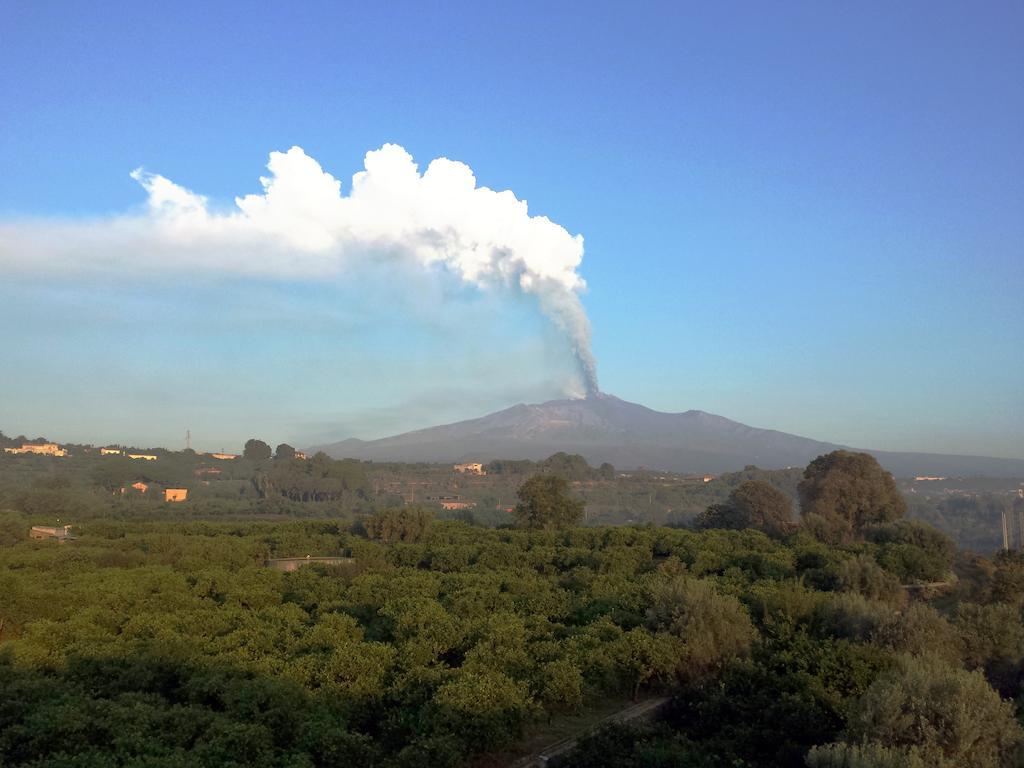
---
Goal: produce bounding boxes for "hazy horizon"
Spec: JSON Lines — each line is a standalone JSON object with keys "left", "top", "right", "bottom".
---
{"left": 3, "top": 387, "right": 1023, "bottom": 463}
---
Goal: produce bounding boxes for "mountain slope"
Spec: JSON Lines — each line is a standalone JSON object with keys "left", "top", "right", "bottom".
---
{"left": 311, "top": 393, "right": 1024, "bottom": 477}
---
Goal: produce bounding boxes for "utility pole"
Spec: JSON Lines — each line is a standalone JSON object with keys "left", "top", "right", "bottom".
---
{"left": 186, "top": 430, "right": 191, "bottom": 451}
{"left": 1001, "top": 508, "right": 1011, "bottom": 552}
{"left": 1017, "top": 490, "right": 1024, "bottom": 551}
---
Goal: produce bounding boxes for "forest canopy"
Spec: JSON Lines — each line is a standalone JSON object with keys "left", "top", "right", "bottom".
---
{"left": 0, "top": 447, "right": 1021, "bottom": 767}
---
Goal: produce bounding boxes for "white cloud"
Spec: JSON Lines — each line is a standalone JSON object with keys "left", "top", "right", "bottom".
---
{"left": 0, "top": 144, "right": 598, "bottom": 393}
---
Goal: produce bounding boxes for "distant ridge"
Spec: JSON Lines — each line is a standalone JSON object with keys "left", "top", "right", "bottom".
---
{"left": 311, "top": 393, "right": 1024, "bottom": 477}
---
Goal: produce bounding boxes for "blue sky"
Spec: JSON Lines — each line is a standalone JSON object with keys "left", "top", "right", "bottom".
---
{"left": 1, "top": 1, "right": 1022, "bottom": 458}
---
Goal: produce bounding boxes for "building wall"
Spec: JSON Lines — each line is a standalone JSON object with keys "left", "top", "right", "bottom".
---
{"left": 441, "top": 501, "right": 475, "bottom": 510}
{"left": 5, "top": 444, "right": 67, "bottom": 457}
{"left": 30, "top": 525, "right": 73, "bottom": 541}
{"left": 164, "top": 488, "right": 188, "bottom": 502}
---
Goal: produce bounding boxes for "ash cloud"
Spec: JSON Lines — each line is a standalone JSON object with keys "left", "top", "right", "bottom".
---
{"left": 0, "top": 144, "right": 599, "bottom": 395}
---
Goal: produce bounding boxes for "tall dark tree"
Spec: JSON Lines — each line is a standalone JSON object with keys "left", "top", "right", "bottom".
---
{"left": 991, "top": 551, "right": 1024, "bottom": 605}
{"left": 243, "top": 438, "right": 272, "bottom": 461}
{"left": 512, "top": 474, "right": 585, "bottom": 530}
{"left": 540, "top": 452, "right": 594, "bottom": 481}
{"left": 694, "top": 480, "right": 793, "bottom": 537}
{"left": 275, "top": 443, "right": 296, "bottom": 460}
{"left": 798, "top": 451, "right": 905, "bottom": 542}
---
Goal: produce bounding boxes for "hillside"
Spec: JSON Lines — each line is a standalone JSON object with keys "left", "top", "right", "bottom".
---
{"left": 313, "top": 393, "right": 1024, "bottom": 477}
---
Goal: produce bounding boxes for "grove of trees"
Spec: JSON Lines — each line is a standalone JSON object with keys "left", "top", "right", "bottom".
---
{"left": 0, "top": 448, "right": 1021, "bottom": 767}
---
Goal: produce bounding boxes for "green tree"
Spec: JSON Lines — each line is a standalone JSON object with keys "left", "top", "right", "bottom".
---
{"left": 243, "top": 439, "right": 272, "bottom": 461}
{"left": 647, "top": 576, "right": 755, "bottom": 681}
{"left": 872, "top": 603, "right": 962, "bottom": 665}
{"left": 540, "top": 452, "right": 593, "bottom": 481}
{"left": 806, "top": 742, "right": 927, "bottom": 768}
{"left": 512, "top": 474, "right": 585, "bottom": 530}
{"left": 866, "top": 520, "right": 955, "bottom": 583}
{"left": 836, "top": 654, "right": 1024, "bottom": 768}
{"left": 799, "top": 451, "right": 906, "bottom": 543}
{"left": 990, "top": 551, "right": 1024, "bottom": 605}
{"left": 274, "top": 443, "right": 296, "bottom": 460}
{"left": 694, "top": 480, "right": 793, "bottom": 537}
{"left": 537, "top": 659, "right": 584, "bottom": 714}
{"left": 429, "top": 669, "right": 535, "bottom": 751}
{"left": 613, "top": 627, "right": 683, "bottom": 699}
{"left": 955, "top": 602, "right": 1024, "bottom": 697}
{"left": 363, "top": 507, "right": 433, "bottom": 544}
{"left": 813, "top": 592, "right": 891, "bottom": 642}
{"left": 836, "top": 554, "right": 903, "bottom": 602}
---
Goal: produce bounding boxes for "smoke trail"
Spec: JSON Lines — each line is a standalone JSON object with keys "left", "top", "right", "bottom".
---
{"left": 0, "top": 144, "right": 598, "bottom": 395}
{"left": 536, "top": 285, "right": 598, "bottom": 395}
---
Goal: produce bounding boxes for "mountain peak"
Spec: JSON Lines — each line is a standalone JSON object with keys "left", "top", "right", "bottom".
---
{"left": 309, "top": 392, "right": 1024, "bottom": 477}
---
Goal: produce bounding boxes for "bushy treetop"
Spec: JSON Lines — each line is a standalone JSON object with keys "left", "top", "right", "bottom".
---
{"left": 695, "top": 480, "right": 793, "bottom": 537}
{"left": 512, "top": 474, "right": 585, "bottom": 530}
{"left": 799, "top": 451, "right": 906, "bottom": 542}
{"left": 243, "top": 438, "right": 273, "bottom": 461}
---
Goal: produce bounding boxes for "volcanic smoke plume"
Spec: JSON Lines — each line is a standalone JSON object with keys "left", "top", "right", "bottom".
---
{"left": 0, "top": 144, "right": 599, "bottom": 395}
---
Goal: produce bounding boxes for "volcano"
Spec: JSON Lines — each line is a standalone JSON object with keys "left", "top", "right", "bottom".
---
{"left": 312, "top": 393, "right": 1024, "bottom": 477}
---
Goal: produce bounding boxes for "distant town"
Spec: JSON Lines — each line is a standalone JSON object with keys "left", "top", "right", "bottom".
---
{"left": 1, "top": 430, "right": 1022, "bottom": 555}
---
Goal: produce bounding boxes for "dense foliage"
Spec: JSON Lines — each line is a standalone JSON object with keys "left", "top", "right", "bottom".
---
{"left": 243, "top": 439, "right": 272, "bottom": 461}
{"left": 1, "top": 505, "right": 1020, "bottom": 766}
{"left": 556, "top": 454, "right": 1024, "bottom": 767}
{"left": 485, "top": 452, "right": 615, "bottom": 481}
{"left": 695, "top": 480, "right": 794, "bottom": 537}
{"left": 799, "top": 451, "right": 907, "bottom": 543}
{"left": 1, "top": 443, "right": 1022, "bottom": 766}
{"left": 512, "top": 474, "right": 586, "bottom": 530}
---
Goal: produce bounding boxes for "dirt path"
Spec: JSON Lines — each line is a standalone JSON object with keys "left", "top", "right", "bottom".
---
{"left": 475, "top": 695, "right": 670, "bottom": 768}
